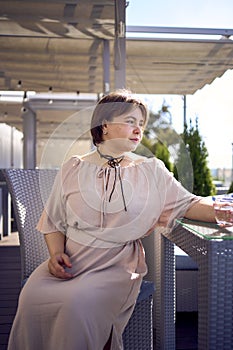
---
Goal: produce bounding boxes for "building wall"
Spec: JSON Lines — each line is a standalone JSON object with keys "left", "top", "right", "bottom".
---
{"left": 37, "top": 138, "right": 92, "bottom": 168}
{"left": 212, "top": 168, "right": 232, "bottom": 187}
{"left": 0, "top": 123, "right": 23, "bottom": 168}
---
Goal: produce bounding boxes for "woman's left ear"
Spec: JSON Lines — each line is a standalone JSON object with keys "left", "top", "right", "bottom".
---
{"left": 102, "top": 120, "right": 108, "bottom": 135}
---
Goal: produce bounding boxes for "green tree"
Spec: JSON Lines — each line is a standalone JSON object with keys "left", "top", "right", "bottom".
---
{"left": 135, "top": 102, "right": 174, "bottom": 171}
{"left": 144, "top": 102, "right": 178, "bottom": 147}
{"left": 174, "top": 119, "right": 216, "bottom": 196}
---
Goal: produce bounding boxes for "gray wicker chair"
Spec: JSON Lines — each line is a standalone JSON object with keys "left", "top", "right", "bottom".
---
{"left": 3, "top": 168, "right": 154, "bottom": 350}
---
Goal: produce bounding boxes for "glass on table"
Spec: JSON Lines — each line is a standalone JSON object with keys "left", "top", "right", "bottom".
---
{"left": 212, "top": 195, "right": 233, "bottom": 227}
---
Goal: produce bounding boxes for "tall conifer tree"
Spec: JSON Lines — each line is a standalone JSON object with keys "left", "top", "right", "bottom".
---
{"left": 174, "top": 119, "right": 215, "bottom": 196}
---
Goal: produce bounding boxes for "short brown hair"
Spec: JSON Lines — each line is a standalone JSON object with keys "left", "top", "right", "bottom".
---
{"left": 91, "top": 89, "right": 148, "bottom": 146}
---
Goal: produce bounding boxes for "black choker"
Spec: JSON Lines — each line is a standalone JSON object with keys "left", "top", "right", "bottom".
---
{"left": 96, "top": 147, "right": 127, "bottom": 211}
{"left": 97, "top": 148, "right": 124, "bottom": 168}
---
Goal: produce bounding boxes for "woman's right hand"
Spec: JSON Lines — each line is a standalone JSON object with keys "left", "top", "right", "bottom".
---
{"left": 48, "top": 253, "right": 73, "bottom": 279}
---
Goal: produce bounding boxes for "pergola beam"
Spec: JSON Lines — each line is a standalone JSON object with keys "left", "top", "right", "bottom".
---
{"left": 126, "top": 25, "right": 233, "bottom": 37}
{"left": 114, "top": 0, "right": 126, "bottom": 89}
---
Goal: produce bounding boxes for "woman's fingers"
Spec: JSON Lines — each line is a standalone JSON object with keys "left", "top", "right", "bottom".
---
{"left": 48, "top": 254, "right": 73, "bottom": 279}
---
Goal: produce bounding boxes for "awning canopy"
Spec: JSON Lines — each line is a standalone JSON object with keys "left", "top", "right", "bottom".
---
{"left": 1, "top": 0, "right": 233, "bottom": 95}
{"left": 0, "top": 0, "right": 115, "bottom": 93}
{"left": 0, "top": 0, "right": 233, "bottom": 148}
{"left": 2, "top": 35, "right": 232, "bottom": 94}
{"left": 126, "top": 37, "right": 233, "bottom": 95}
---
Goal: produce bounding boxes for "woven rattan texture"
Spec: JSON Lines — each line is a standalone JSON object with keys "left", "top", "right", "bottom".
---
{"left": 154, "top": 230, "right": 176, "bottom": 350}
{"left": 164, "top": 223, "right": 233, "bottom": 350}
{"left": 123, "top": 296, "right": 153, "bottom": 350}
{"left": 3, "top": 169, "right": 58, "bottom": 282}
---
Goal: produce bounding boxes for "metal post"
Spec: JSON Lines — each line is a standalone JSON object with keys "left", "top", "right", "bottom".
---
{"left": 183, "top": 95, "right": 187, "bottom": 127}
{"left": 103, "top": 39, "right": 110, "bottom": 94}
{"left": 10, "top": 126, "right": 14, "bottom": 167}
{"left": 114, "top": 0, "right": 126, "bottom": 89}
{"left": 232, "top": 142, "right": 233, "bottom": 182}
{"left": 22, "top": 106, "right": 36, "bottom": 169}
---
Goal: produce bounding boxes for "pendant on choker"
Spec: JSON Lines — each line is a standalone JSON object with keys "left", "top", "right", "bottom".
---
{"left": 97, "top": 148, "right": 124, "bottom": 168}
{"left": 96, "top": 147, "right": 127, "bottom": 211}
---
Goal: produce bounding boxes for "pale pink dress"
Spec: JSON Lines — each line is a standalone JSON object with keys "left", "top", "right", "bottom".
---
{"left": 8, "top": 156, "right": 199, "bottom": 350}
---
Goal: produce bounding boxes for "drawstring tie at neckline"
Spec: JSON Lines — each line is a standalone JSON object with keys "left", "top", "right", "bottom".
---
{"left": 97, "top": 147, "right": 127, "bottom": 212}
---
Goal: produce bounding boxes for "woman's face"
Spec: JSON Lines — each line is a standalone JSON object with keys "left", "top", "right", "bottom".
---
{"left": 102, "top": 107, "right": 145, "bottom": 152}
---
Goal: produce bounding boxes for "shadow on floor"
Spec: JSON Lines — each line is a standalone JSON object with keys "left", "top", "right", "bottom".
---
{"left": 176, "top": 312, "right": 198, "bottom": 350}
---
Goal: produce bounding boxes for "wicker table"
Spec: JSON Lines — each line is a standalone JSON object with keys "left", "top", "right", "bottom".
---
{"left": 154, "top": 219, "right": 233, "bottom": 350}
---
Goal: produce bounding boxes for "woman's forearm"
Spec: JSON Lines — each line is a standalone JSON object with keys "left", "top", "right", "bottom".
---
{"left": 184, "top": 198, "right": 216, "bottom": 222}
{"left": 44, "top": 231, "right": 66, "bottom": 257}
{"left": 44, "top": 231, "right": 73, "bottom": 279}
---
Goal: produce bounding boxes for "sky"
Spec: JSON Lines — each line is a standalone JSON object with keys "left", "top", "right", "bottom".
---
{"left": 126, "top": 0, "right": 233, "bottom": 170}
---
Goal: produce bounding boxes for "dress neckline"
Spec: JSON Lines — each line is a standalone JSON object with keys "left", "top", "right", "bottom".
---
{"left": 77, "top": 155, "right": 153, "bottom": 170}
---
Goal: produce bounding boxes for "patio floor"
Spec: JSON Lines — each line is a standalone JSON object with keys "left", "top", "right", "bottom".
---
{"left": 0, "top": 232, "right": 197, "bottom": 350}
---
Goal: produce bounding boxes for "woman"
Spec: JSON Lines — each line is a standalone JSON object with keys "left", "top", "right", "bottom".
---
{"left": 8, "top": 89, "right": 215, "bottom": 350}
